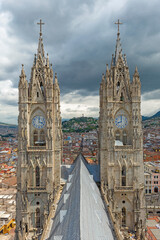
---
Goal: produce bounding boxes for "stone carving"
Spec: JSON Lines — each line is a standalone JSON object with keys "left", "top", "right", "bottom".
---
{"left": 99, "top": 21, "right": 146, "bottom": 235}
{"left": 15, "top": 20, "right": 62, "bottom": 240}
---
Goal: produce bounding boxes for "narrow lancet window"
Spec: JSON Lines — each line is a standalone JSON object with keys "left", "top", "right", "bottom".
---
{"left": 36, "top": 166, "right": 40, "bottom": 187}
{"left": 35, "top": 208, "right": 40, "bottom": 228}
{"left": 117, "top": 81, "right": 120, "bottom": 92}
{"left": 40, "top": 82, "right": 44, "bottom": 94}
{"left": 40, "top": 130, "right": 45, "bottom": 146}
{"left": 122, "top": 166, "right": 126, "bottom": 186}
{"left": 115, "top": 131, "right": 120, "bottom": 141}
{"left": 122, "top": 207, "right": 126, "bottom": 227}
{"left": 120, "top": 92, "right": 124, "bottom": 101}
{"left": 123, "top": 131, "right": 127, "bottom": 145}
{"left": 33, "top": 130, "right": 38, "bottom": 146}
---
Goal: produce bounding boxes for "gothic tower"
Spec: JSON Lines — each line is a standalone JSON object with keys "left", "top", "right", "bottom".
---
{"left": 15, "top": 20, "right": 62, "bottom": 239}
{"left": 99, "top": 20, "right": 146, "bottom": 237}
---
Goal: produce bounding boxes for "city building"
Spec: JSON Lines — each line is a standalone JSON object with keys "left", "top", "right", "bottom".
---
{"left": 144, "top": 161, "right": 160, "bottom": 193}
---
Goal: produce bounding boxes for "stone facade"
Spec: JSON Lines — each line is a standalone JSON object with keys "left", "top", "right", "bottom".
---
{"left": 99, "top": 27, "right": 146, "bottom": 237}
{"left": 15, "top": 27, "right": 62, "bottom": 239}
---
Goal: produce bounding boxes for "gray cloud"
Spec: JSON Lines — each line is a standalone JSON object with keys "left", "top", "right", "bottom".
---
{"left": 87, "top": 107, "right": 99, "bottom": 112}
{"left": 142, "top": 89, "right": 160, "bottom": 101}
{"left": 0, "top": 0, "right": 159, "bottom": 123}
{"left": 1, "top": 0, "right": 160, "bottom": 94}
{"left": 65, "top": 108, "right": 79, "bottom": 113}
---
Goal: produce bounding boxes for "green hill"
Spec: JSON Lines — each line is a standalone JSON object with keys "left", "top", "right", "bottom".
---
{"left": 62, "top": 117, "right": 98, "bottom": 132}
{"left": 0, "top": 122, "right": 17, "bottom": 128}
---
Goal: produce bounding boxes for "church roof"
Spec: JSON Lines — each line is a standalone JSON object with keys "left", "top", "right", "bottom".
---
{"left": 61, "top": 154, "right": 100, "bottom": 183}
{"left": 46, "top": 154, "right": 116, "bottom": 240}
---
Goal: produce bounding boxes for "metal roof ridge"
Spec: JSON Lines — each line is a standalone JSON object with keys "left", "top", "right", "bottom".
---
{"left": 46, "top": 154, "right": 115, "bottom": 240}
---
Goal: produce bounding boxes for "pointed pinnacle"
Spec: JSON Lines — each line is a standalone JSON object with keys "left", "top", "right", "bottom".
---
{"left": 54, "top": 73, "right": 58, "bottom": 84}
{"left": 124, "top": 54, "right": 128, "bottom": 66}
{"left": 134, "top": 66, "right": 139, "bottom": 77}
{"left": 135, "top": 66, "right": 138, "bottom": 72}
{"left": 21, "top": 64, "right": 25, "bottom": 76}
{"left": 106, "top": 64, "right": 109, "bottom": 71}
{"left": 46, "top": 53, "right": 49, "bottom": 67}
{"left": 106, "top": 64, "right": 110, "bottom": 79}
{"left": 102, "top": 73, "right": 105, "bottom": 84}
{"left": 111, "top": 54, "right": 114, "bottom": 66}
{"left": 19, "top": 64, "right": 26, "bottom": 86}
{"left": 34, "top": 54, "right": 36, "bottom": 65}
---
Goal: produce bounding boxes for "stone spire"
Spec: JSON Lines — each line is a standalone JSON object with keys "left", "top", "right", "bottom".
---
{"left": 20, "top": 64, "right": 25, "bottom": 77}
{"left": 19, "top": 64, "right": 26, "bottom": 87}
{"left": 18, "top": 64, "right": 28, "bottom": 103}
{"left": 134, "top": 66, "right": 139, "bottom": 78}
{"left": 101, "top": 73, "right": 105, "bottom": 85}
{"left": 132, "top": 66, "right": 141, "bottom": 88}
{"left": 54, "top": 72, "right": 58, "bottom": 85}
{"left": 37, "top": 19, "right": 45, "bottom": 61}
{"left": 46, "top": 53, "right": 49, "bottom": 67}
{"left": 106, "top": 64, "right": 110, "bottom": 82}
{"left": 114, "top": 19, "right": 123, "bottom": 64}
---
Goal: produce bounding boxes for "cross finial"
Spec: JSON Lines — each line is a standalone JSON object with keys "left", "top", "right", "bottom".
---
{"left": 37, "top": 19, "right": 45, "bottom": 37}
{"left": 115, "top": 19, "right": 123, "bottom": 35}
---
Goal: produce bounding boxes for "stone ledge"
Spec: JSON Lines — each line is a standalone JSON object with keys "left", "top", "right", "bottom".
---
{"left": 114, "top": 186, "right": 133, "bottom": 191}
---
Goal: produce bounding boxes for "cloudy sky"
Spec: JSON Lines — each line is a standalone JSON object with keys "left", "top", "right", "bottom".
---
{"left": 0, "top": 0, "right": 160, "bottom": 124}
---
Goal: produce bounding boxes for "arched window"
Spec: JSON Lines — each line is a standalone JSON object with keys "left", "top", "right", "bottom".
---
{"left": 25, "top": 224, "right": 28, "bottom": 233}
{"left": 115, "top": 131, "right": 120, "bottom": 141}
{"left": 117, "top": 81, "right": 120, "bottom": 92}
{"left": 33, "top": 130, "right": 38, "bottom": 146}
{"left": 40, "top": 130, "right": 45, "bottom": 146}
{"left": 36, "top": 166, "right": 40, "bottom": 187}
{"left": 122, "top": 207, "right": 126, "bottom": 227}
{"left": 120, "top": 92, "right": 124, "bottom": 101}
{"left": 40, "top": 82, "right": 44, "bottom": 94}
{"left": 123, "top": 131, "right": 127, "bottom": 145}
{"left": 35, "top": 208, "right": 40, "bottom": 228}
{"left": 122, "top": 166, "right": 126, "bottom": 186}
{"left": 154, "top": 186, "right": 158, "bottom": 193}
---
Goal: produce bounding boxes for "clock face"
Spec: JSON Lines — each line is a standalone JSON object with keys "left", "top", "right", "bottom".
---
{"left": 32, "top": 116, "right": 46, "bottom": 129}
{"left": 115, "top": 115, "right": 128, "bottom": 129}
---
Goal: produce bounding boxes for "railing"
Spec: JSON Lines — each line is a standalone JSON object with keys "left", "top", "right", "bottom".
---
{"left": 28, "top": 186, "right": 46, "bottom": 191}
{"left": 115, "top": 145, "right": 133, "bottom": 150}
{"left": 115, "top": 186, "right": 133, "bottom": 191}
{"left": 27, "top": 146, "right": 46, "bottom": 151}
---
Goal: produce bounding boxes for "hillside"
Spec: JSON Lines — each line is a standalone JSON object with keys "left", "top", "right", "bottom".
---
{"left": 0, "top": 122, "right": 17, "bottom": 128}
{"left": 142, "top": 111, "right": 160, "bottom": 121}
{"left": 62, "top": 117, "right": 98, "bottom": 132}
{"left": 62, "top": 112, "right": 160, "bottom": 132}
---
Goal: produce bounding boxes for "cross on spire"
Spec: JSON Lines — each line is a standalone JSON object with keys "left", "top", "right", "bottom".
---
{"left": 37, "top": 19, "right": 45, "bottom": 37}
{"left": 115, "top": 19, "right": 123, "bottom": 35}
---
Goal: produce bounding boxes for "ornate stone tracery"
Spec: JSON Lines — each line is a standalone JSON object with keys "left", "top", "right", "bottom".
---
{"left": 15, "top": 20, "right": 62, "bottom": 240}
{"left": 99, "top": 20, "right": 146, "bottom": 237}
